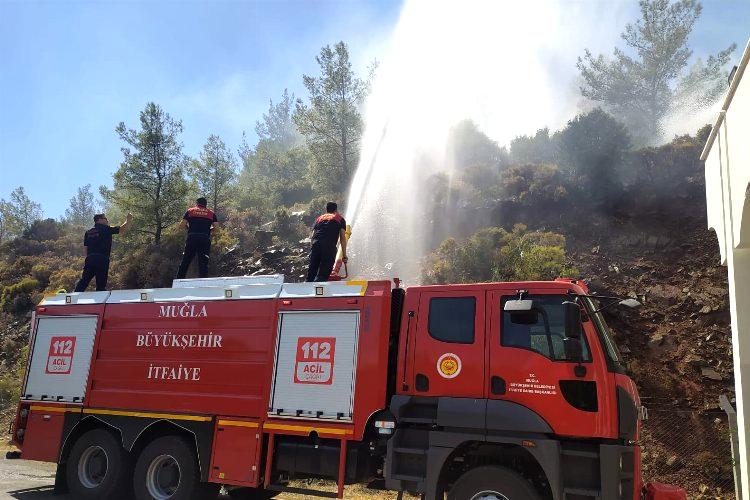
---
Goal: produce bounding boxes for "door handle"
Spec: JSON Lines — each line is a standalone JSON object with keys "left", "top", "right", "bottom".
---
{"left": 491, "top": 376, "right": 506, "bottom": 395}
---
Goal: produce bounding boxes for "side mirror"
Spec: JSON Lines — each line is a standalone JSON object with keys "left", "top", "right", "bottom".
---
{"left": 563, "top": 337, "right": 583, "bottom": 362}
{"left": 563, "top": 301, "right": 582, "bottom": 339}
{"left": 504, "top": 299, "right": 533, "bottom": 312}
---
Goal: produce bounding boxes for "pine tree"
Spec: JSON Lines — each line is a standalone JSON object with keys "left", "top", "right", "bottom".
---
{"left": 294, "top": 42, "right": 368, "bottom": 192}
{"left": 64, "top": 184, "right": 97, "bottom": 226}
{"left": 104, "top": 103, "right": 189, "bottom": 244}
{"left": 191, "top": 135, "right": 237, "bottom": 217}
{"left": 577, "top": 0, "right": 735, "bottom": 143}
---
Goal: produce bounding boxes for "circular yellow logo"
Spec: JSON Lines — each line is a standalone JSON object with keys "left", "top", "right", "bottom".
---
{"left": 437, "top": 353, "right": 462, "bottom": 379}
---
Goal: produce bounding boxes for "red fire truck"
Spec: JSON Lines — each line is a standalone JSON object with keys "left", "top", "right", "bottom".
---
{"left": 9, "top": 275, "right": 685, "bottom": 500}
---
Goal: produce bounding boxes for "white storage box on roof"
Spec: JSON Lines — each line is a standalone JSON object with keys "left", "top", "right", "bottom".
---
{"left": 39, "top": 291, "right": 110, "bottom": 306}
{"left": 280, "top": 281, "right": 368, "bottom": 298}
{"left": 107, "top": 283, "right": 282, "bottom": 303}
{"left": 172, "top": 274, "right": 284, "bottom": 288}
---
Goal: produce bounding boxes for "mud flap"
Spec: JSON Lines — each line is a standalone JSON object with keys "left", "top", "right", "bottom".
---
{"left": 53, "top": 462, "right": 68, "bottom": 493}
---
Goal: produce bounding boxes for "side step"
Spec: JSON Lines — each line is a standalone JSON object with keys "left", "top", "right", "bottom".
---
{"left": 393, "top": 447, "right": 427, "bottom": 455}
{"left": 564, "top": 487, "right": 601, "bottom": 499}
{"left": 389, "top": 473, "right": 425, "bottom": 482}
{"left": 561, "top": 449, "right": 599, "bottom": 459}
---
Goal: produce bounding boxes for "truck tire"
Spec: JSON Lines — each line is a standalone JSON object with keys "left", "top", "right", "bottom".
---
{"left": 133, "top": 435, "right": 219, "bottom": 500}
{"left": 66, "top": 428, "right": 131, "bottom": 500}
{"left": 447, "top": 466, "right": 541, "bottom": 500}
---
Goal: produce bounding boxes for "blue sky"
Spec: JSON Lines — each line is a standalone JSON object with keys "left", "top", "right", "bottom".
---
{"left": 0, "top": 0, "right": 748, "bottom": 219}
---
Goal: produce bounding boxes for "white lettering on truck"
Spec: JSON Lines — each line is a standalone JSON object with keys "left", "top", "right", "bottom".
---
{"left": 158, "top": 303, "right": 208, "bottom": 318}
{"left": 136, "top": 332, "right": 223, "bottom": 349}
{"left": 147, "top": 363, "right": 201, "bottom": 381}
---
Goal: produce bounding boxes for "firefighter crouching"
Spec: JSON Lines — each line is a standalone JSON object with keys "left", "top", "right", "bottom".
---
{"left": 74, "top": 212, "right": 132, "bottom": 292}
{"left": 307, "top": 201, "right": 347, "bottom": 282}
{"left": 176, "top": 197, "right": 218, "bottom": 279}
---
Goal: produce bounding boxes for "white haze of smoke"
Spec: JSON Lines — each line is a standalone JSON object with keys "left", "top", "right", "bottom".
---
{"left": 345, "top": 0, "right": 633, "bottom": 282}
{"left": 662, "top": 97, "right": 722, "bottom": 141}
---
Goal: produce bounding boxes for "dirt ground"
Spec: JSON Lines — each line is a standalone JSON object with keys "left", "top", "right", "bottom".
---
{"left": 0, "top": 453, "right": 416, "bottom": 500}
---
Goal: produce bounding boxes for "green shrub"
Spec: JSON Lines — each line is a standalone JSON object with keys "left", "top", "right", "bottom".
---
{"left": 224, "top": 208, "right": 262, "bottom": 250}
{"left": 305, "top": 196, "right": 332, "bottom": 220}
{"left": 23, "top": 218, "right": 63, "bottom": 242}
{"left": 500, "top": 164, "right": 567, "bottom": 206}
{"left": 494, "top": 224, "right": 578, "bottom": 281}
{"left": 46, "top": 267, "right": 80, "bottom": 294}
{"left": 555, "top": 108, "right": 630, "bottom": 210}
{"left": 0, "top": 346, "right": 27, "bottom": 409}
{"left": 421, "top": 224, "right": 577, "bottom": 285}
{"left": 1, "top": 278, "right": 40, "bottom": 313}
{"left": 274, "top": 208, "right": 307, "bottom": 244}
{"left": 0, "top": 256, "right": 35, "bottom": 285}
{"left": 30, "top": 264, "right": 52, "bottom": 287}
{"left": 459, "top": 164, "right": 502, "bottom": 198}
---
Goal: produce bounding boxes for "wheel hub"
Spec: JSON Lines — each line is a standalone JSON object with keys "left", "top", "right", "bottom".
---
{"left": 471, "top": 491, "right": 510, "bottom": 500}
{"left": 146, "top": 454, "right": 181, "bottom": 500}
{"left": 77, "top": 445, "right": 109, "bottom": 489}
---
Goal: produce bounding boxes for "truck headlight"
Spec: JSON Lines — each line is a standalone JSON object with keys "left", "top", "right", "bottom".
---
{"left": 375, "top": 420, "right": 395, "bottom": 435}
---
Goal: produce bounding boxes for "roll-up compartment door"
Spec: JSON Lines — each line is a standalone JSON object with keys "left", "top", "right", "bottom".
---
{"left": 23, "top": 316, "right": 98, "bottom": 402}
{"left": 269, "top": 311, "right": 359, "bottom": 420}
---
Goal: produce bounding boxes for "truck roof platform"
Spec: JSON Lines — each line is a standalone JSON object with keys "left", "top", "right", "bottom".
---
{"left": 39, "top": 275, "right": 375, "bottom": 306}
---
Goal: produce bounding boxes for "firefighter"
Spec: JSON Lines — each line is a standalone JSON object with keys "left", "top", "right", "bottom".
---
{"left": 307, "top": 201, "right": 347, "bottom": 282}
{"left": 74, "top": 212, "right": 132, "bottom": 292}
{"left": 176, "top": 197, "right": 218, "bottom": 279}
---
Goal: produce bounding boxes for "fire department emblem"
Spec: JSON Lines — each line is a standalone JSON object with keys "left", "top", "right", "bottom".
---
{"left": 436, "top": 353, "right": 461, "bottom": 379}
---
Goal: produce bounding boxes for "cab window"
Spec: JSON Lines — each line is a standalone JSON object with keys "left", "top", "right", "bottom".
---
{"left": 428, "top": 297, "right": 475, "bottom": 344}
{"left": 501, "top": 295, "right": 591, "bottom": 361}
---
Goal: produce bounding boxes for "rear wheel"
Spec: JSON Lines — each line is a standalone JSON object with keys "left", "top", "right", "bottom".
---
{"left": 66, "top": 428, "right": 131, "bottom": 500}
{"left": 133, "top": 435, "right": 218, "bottom": 500}
{"left": 447, "top": 466, "right": 541, "bottom": 500}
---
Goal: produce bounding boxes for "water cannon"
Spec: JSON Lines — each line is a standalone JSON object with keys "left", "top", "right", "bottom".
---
{"left": 328, "top": 224, "right": 352, "bottom": 281}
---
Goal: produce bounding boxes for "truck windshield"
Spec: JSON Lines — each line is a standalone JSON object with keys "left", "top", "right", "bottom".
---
{"left": 583, "top": 297, "right": 622, "bottom": 367}
{"left": 502, "top": 295, "right": 591, "bottom": 362}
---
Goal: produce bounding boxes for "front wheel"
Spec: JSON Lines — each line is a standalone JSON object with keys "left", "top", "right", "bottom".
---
{"left": 66, "top": 428, "right": 131, "bottom": 499}
{"left": 447, "top": 466, "right": 541, "bottom": 500}
{"left": 133, "top": 435, "right": 218, "bottom": 500}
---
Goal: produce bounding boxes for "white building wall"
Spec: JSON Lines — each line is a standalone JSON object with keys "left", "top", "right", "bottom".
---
{"left": 702, "top": 37, "right": 750, "bottom": 499}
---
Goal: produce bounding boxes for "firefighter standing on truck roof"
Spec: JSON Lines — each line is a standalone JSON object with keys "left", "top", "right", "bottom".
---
{"left": 307, "top": 201, "right": 347, "bottom": 282}
{"left": 176, "top": 197, "right": 218, "bottom": 279}
{"left": 74, "top": 212, "right": 132, "bottom": 292}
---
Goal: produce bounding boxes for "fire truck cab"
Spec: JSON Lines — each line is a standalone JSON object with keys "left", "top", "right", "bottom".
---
{"left": 9, "top": 275, "right": 684, "bottom": 500}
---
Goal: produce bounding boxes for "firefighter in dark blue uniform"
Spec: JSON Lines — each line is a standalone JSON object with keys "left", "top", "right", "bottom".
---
{"left": 307, "top": 201, "right": 347, "bottom": 282}
{"left": 176, "top": 197, "right": 218, "bottom": 279}
{"left": 74, "top": 212, "right": 132, "bottom": 292}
